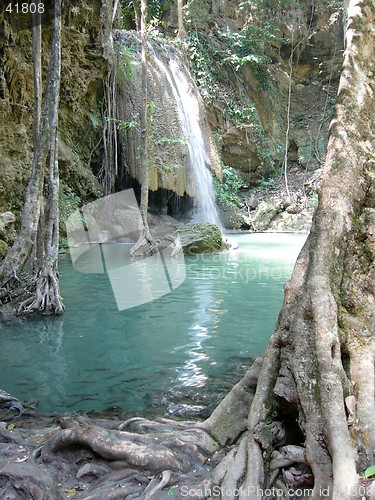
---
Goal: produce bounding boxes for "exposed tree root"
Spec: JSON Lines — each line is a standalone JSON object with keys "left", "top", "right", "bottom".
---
{"left": 39, "top": 416, "right": 218, "bottom": 473}
{"left": 0, "top": 462, "right": 57, "bottom": 500}
{"left": 129, "top": 230, "right": 159, "bottom": 257}
{"left": 16, "top": 268, "right": 64, "bottom": 315}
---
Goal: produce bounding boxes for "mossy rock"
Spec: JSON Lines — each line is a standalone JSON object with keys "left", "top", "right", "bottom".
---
{"left": 178, "top": 223, "right": 226, "bottom": 255}
{"left": 0, "top": 240, "right": 9, "bottom": 259}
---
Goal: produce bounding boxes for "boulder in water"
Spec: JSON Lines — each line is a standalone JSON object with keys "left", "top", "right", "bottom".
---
{"left": 178, "top": 223, "right": 226, "bottom": 254}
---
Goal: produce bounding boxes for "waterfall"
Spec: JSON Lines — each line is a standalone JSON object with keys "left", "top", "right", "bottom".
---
{"left": 150, "top": 46, "right": 221, "bottom": 226}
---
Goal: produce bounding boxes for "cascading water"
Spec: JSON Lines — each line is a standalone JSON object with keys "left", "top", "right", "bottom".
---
{"left": 150, "top": 46, "right": 221, "bottom": 226}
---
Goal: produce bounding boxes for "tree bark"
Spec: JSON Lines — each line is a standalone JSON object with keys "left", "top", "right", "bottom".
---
{"left": 177, "top": 0, "right": 186, "bottom": 39}
{"left": 32, "top": 11, "right": 42, "bottom": 146}
{"left": 130, "top": 0, "right": 156, "bottom": 256}
{"left": 204, "top": 1, "right": 375, "bottom": 497}
{"left": 0, "top": 0, "right": 64, "bottom": 315}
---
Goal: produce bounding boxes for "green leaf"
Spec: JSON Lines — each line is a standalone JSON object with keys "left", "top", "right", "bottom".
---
{"left": 364, "top": 465, "right": 375, "bottom": 478}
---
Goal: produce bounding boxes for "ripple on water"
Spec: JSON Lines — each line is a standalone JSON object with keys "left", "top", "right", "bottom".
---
{"left": 0, "top": 233, "right": 307, "bottom": 415}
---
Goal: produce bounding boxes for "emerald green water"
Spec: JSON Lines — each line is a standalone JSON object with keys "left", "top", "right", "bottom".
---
{"left": 0, "top": 233, "right": 306, "bottom": 417}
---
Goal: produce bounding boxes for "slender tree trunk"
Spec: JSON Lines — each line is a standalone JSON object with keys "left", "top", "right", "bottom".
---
{"left": 177, "top": 0, "right": 186, "bottom": 39}
{"left": 0, "top": 0, "right": 64, "bottom": 315}
{"left": 17, "top": 0, "right": 64, "bottom": 315}
{"left": 139, "top": 0, "right": 149, "bottom": 235}
{"left": 32, "top": 11, "right": 42, "bottom": 145}
{"left": 30, "top": 10, "right": 43, "bottom": 271}
{"left": 130, "top": 0, "right": 156, "bottom": 256}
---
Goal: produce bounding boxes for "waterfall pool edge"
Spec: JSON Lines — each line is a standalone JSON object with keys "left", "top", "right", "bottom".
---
{"left": 0, "top": 232, "right": 307, "bottom": 419}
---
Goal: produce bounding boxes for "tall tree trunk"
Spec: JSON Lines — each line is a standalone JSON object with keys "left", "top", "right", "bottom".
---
{"left": 177, "top": 0, "right": 186, "bottom": 39}
{"left": 202, "top": 1, "right": 375, "bottom": 497}
{"left": 130, "top": 0, "right": 155, "bottom": 256}
{"left": 0, "top": 0, "right": 64, "bottom": 315}
{"left": 139, "top": 0, "right": 149, "bottom": 236}
{"left": 32, "top": 11, "right": 42, "bottom": 145}
{"left": 30, "top": 9, "right": 43, "bottom": 272}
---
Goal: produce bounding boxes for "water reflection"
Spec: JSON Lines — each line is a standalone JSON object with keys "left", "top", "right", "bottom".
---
{"left": 177, "top": 279, "right": 214, "bottom": 388}
{"left": 0, "top": 316, "right": 68, "bottom": 409}
{"left": 0, "top": 233, "right": 307, "bottom": 415}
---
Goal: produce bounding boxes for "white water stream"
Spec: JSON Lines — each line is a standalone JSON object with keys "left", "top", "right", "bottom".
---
{"left": 151, "top": 46, "right": 221, "bottom": 226}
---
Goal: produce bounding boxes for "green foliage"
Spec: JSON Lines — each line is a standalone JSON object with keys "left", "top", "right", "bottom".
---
{"left": 119, "top": 0, "right": 135, "bottom": 28}
{"left": 185, "top": 24, "right": 278, "bottom": 98}
{"left": 298, "top": 144, "right": 313, "bottom": 164}
{"left": 185, "top": 33, "right": 220, "bottom": 101}
{"left": 214, "top": 165, "right": 246, "bottom": 208}
{"left": 216, "top": 26, "right": 282, "bottom": 91}
{"left": 115, "top": 42, "right": 136, "bottom": 84}
{"left": 59, "top": 183, "right": 82, "bottom": 228}
{"left": 119, "top": 0, "right": 173, "bottom": 29}
{"left": 183, "top": 19, "right": 284, "bottom": 176}
{"left": 112, "top": 118, "right": 139, "bottom": 131}
{"left": 89, "top": 111, "right": 101, "bottom": 130}
{"left": 161, "top": 162, "right": 183, "bottom": 173}
{"left": 147, "top": 0, "right": 173, "bottom": 22}
{"left": 155, "top": 136, "right": 187, "bottom": 146}
{"left": 364, "top": 466, "right": 375, "bottom": 478}
{"left": 294, "top": 111, "right": 308, "bottom": 128}
{"left": 257, "top": 177, "right": 277, "bottom": 189}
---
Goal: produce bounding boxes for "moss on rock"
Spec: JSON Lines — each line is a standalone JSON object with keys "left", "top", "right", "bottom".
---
{"left": 0, "top": 240, "right": 9, "bottom": 259}
{"left": 178, "top": 223, "right": 225, "bottom": 254}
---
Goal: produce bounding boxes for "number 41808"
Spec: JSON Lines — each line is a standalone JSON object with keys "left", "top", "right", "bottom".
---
{"left": 6, "top": 3, "right": 45, "bottom": 14}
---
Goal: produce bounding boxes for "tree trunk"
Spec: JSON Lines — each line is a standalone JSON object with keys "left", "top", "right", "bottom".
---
{"left": 0, "top": 0, "right": 64, "bottom": 315}
{"left": 202, "top": 1, "right": 375, "bottom": 497}
{"left": 139, "top": 0, "right": 150, "bottom": 235}
{"left": 130, "top": 0, "right": 156, "bottom": 256}
{"left": 177, "top": 0, "right": 186, "bottom": 39}
{"left": 32, "top": 11, "right": 42, "bottom": 146}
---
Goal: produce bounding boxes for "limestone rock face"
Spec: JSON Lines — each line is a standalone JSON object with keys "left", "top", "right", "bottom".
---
{"left": 161, "top": 0, "right": 344, "bottom": 189}
{"left": 116, "top": 34, "right": 221, "bottom": 202}
{"left": 204, "top": 0, "right": 344, "bottom": 186}
{"left": 0, "top": 1, "right": 105, "bottom": 214}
